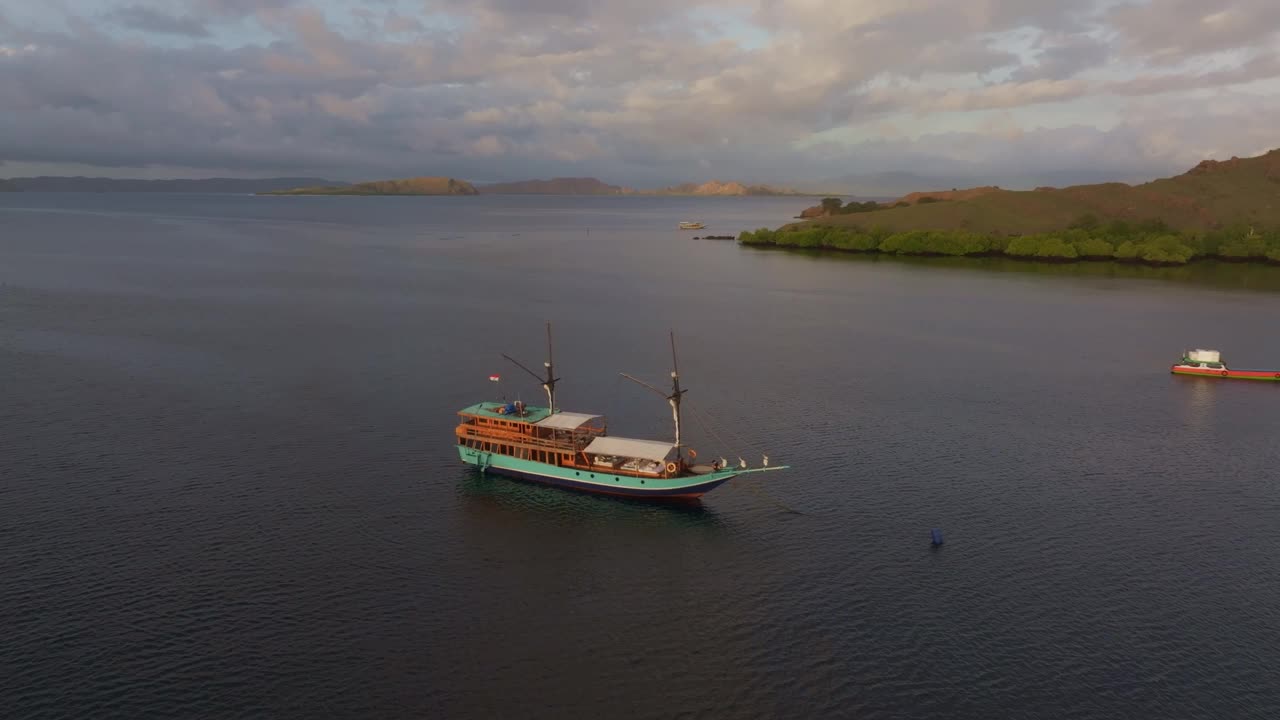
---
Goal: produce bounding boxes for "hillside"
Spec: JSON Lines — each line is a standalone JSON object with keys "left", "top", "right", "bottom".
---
{"left": 789, "top": 149, "right": 1280, "bottom": 234}
{"left": 479, "top": 177, "right": 624, "bottom": 194}
{"left": 895, "top": 186, "right": 1004, "bottom": 205}
{"left": 0, "top": 176, "right": 341, "bottom": 193}
{"left": 263, "top": 177, "right": 478, "bottom": 196}
{"left": 742, "top": 149, "right": 1280, "bottom": 266}
{"left": 0, "top": 179, "right": 17, "bottom": 192}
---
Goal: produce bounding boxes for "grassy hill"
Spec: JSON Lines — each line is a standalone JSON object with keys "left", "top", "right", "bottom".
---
{"left": 789, "top": 149, "right": 1280, "bottom": 235}
{"left": 741, "top": 149, "right": 1280, "bottom": 266}
{"left": 263, "top": 177, "right": 478, "bottom": 196}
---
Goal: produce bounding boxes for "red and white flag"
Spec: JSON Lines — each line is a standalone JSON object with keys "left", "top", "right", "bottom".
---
{"left": 489, "top": 375, "right": 501, "bottom": 382}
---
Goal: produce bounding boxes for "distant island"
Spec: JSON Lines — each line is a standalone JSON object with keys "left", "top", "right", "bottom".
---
{"left": 479, "top": 177, "right": 625, "bottom": 194}
{"left": 478, "top": 177, "right": 813, "bottom": 196}
{"left": 261, "top": 177, "right": 478, "bottom": 196}
{"left": 740, "top": 149, "right": 1280, "bottom": 266}
{"left": 1, "top": 173, "right": 825, "bottom": 196}
{"left": 0, "top": 176, "right": 342, "bottom": 193}
{"left": 641, "top": 180, "right": 806, "bottom": 196}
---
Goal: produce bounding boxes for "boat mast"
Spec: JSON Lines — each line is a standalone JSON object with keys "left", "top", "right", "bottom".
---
{"left": 669, "top": 331, "right": 685, "bottom": 449}
{"left": 620, "top": 330, "right": 687, "bottom": 449}
{"left": 501, "top": 321, "right": 561, "bottom": 413}
{"left": 543, "top": 322, "right": 558, "bottom": 412}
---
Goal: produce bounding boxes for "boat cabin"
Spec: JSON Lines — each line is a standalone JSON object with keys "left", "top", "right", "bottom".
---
{"left": 1179, "top": 348, "right": 1226, "bottom": 369}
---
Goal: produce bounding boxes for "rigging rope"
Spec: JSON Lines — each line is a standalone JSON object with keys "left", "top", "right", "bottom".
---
{"left": 687, "top": 401, "right": 770, "bottom": 465}
{"left": 604, "top": 373, "right": 625, "bottom": 431}
{"left": 685, "top": 401, "right": 807, "bottom": 515}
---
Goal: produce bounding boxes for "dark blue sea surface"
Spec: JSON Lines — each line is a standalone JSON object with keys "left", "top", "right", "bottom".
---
{"left": 2, "top": 193, "right": 1279, "bottom": 718}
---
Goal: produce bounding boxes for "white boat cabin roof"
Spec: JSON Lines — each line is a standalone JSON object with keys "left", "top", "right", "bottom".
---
{"left": 584, "top": 436, "right": 676, "bottom": 462}
{"left": 534, "top": 411, "right": 603, "bottom": 430}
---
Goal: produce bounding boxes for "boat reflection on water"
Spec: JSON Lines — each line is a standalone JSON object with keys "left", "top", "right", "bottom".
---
{"left": 455, "top": 469, "right": 728, "bottom": 532}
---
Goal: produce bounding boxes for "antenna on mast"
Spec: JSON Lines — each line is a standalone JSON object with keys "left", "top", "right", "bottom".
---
{"left": 501, "top": 322, "right": 560, "bottom": 413}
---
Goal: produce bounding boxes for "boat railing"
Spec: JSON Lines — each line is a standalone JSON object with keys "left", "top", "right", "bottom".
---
{"left": 455, "top": 424, "right": 584, "bottom": 452}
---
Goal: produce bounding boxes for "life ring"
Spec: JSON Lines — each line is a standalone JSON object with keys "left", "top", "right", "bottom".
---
{"left": 665, "top": 462, "right": 678, "bottom": 474}
{"left": 1221, "top": 370, "right": 1228, "bottom": 377}
{"left": 687, "top": 449, "right": 697, "bottom": 459}
{"left": 1274, "top": 373, "right": 1280, "bottom": 379}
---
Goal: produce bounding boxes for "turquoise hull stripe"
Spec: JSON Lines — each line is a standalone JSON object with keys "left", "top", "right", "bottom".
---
{"left": 456, "top": 446, "right": 759, "bottom": 495}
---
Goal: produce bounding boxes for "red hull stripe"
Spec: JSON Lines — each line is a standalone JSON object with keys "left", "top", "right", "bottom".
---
{"left": 1171, "top": 366, "right": 1280, "bottom": 380}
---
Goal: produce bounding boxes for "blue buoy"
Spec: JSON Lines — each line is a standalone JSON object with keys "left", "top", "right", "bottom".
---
{"left": 930, "top": 528, "right": 944, "bottom": 546}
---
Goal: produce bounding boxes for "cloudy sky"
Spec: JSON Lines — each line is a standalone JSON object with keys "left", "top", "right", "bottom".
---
{"left": 2, "top": 0, "right": 1279, "bottom": 188}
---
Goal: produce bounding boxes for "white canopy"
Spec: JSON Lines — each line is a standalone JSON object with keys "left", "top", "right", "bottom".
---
{"left": 584, "top": 436, "right": 676, "bottom": 462}
{"left": 535, "top": 412, "right": 602, "bottom": 430}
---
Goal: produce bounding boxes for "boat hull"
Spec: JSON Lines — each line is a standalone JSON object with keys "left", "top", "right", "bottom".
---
{"left": 1171, "top": 365, "right": 1280, "bottom": 381}
{"left": 457, "top": 446, "right": 738, "bottom": 499}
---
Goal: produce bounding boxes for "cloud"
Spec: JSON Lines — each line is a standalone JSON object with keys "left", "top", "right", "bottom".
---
{"left": 0, "top": 0, "right": 1278, "bottom": 186}
{"left": 107, "top": 6, "right": 209, "bottom": 37}
{"left": 1107, "top": 52, "right": 1280, "bottom": 95}
{"left": 1012, "top": 32, "right": 1111, "bottom": 82}
{"left": 1109, "top": 0, "right": 1280, "bottom": 61}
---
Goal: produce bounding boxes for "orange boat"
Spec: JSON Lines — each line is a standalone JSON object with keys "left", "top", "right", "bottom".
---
{"left": 1170, "top": 349, "right": 1280, "bottom": 381}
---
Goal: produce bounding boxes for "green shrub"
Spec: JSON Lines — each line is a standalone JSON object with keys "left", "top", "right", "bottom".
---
{"left": 1034, "top": 237, "right": 1079, "bottom": 259}
{"left": 1005, "top": 235, "right": 1042, "bottom": 257}
{"left": 1073, "top": 237, "right": 1115, "bottom": 258}
{"left": 743, "top": 221, "right": 1277, "bottom": 265}
{"left": 1136, "top": 235, "right": 1195, "bottom": 264}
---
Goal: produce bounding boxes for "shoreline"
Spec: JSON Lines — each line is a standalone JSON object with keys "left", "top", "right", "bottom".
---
{"left": 739, "top": 241, "right": 1280, "bottom": 268}
{"left": 737, "top": 224, "right": 1280, "bottom": 268}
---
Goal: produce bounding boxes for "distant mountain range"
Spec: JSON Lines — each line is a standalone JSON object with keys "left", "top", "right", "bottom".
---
{"left": 261, "top": 177, "right": 478, "bottom": 196}
{"left": 797, "top": 169, "right": 1152, "bottom": 198}
{"left": 479, "top": 177, "right": 812, "bottom": 196}
{"left": 0, "top": 174, "right": 817, "bottom": 196}
{"left": 0, "top": 176, "right": 343, "bottom": 193}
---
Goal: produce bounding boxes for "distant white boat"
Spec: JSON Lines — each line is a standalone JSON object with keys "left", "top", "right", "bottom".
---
{"left": 678, "top": 221, "right": 706, "bottom": 230}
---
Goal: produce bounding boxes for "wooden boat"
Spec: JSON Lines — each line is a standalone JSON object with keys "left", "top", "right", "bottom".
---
{"left": 454, "top": 324, "right": 785, "bottom": 499}
{"left": 678, "top": 221, "right": 706, "bottom": 230}
{"left": 1170, "top": 348, "right": 1280, "bottom": 381}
